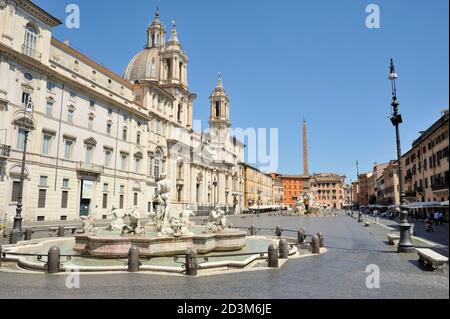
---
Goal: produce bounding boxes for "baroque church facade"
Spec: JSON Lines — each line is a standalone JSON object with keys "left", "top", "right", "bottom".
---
{"left": 0, "top": 1, "right": 245, "bottom": 223}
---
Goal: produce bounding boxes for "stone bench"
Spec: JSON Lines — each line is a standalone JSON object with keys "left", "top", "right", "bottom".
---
{"left": 416, "top": 248, "right": 448, "bottom": 271}
{"left": 387, "top": 234, "right": 400, "bottom": 245}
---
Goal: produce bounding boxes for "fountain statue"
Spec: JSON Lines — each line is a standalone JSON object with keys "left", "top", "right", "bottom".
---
{"left": 294, "top": 192, "right": 323, "bottom": 216}
{"left": 204, "top": 208, "right": 229, "bottom": 233}
{"left": 121, "top": 207, "right": 145, "bottom": 235}
{"left": 81, "top": 214, "right": 97, "bottom": 235}
{"left": 107, "top": 206, "right": 127, "bottom": 231}
{"left": 149, "top": 173, "right": 193, "bottom": 237}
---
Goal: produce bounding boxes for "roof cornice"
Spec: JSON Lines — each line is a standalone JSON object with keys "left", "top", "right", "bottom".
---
{"left": 16, "top": 0, "right": 62, "bottom": 27}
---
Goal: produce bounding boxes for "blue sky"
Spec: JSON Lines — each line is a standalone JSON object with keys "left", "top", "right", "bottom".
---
{"left": 34, "top": 0, "right": 449, "bottom": 182}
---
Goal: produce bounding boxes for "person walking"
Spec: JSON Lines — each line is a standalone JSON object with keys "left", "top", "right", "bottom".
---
{"left": 438, "top": 211, "right": 444, "bottom": 225}
{"left": 434, "top": 211, "right": 440, "bottom": 225}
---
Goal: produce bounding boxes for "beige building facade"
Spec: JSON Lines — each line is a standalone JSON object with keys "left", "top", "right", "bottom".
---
{"left": 242, "top": 163, "right": 275, "bottom": 210}
{"left": 0, "top": 2, "right": 245, "bottom": 222}
{"left": 403, "top": 110, "right": 449, "bottom": 205}
{"left": 310, "top": 173, "right": 345, "bottom": 209}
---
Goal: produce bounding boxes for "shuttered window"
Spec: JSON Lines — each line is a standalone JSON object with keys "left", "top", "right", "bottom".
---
{"left": 102, "top": 193, "right": 108, "bottom": 209}
{"left": 38, "top": 189, "right": 46, "bottom": 208}
{"left": 61, "top": 191, "right": 68, "bottom": 209}
{"left": 11, "top": 181, "right": 20, "bottom": 202}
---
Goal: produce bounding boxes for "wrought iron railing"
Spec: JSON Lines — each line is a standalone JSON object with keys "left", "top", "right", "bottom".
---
{"left": 22, "top": 44, "right": 42, "bottom": 61}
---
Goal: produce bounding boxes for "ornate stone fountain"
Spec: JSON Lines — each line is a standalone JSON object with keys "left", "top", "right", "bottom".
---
{"left": 74, "top": 174, "right": 247, "bottom": 258}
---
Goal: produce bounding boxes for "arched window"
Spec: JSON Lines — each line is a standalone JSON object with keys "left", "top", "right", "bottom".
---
{"left": 154, "top": 151, "right": 161, "bottom": 179}
{"left": 24, "top": 24, "right": 38, "bottom": 56}
{"left": 215, "top": 101, "right": 220, "bottom": 117}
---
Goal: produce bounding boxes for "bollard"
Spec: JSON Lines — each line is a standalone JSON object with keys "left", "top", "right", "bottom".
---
{"left": 57, "top": 226, "right": 65, "bottom": 238}
{"left": 185, "top": 249, "right": 198, "bottom": 276}
{"left": 317, "top": 232, "right": 325, "bottom": 248}
{"left": 358, "top": 213, "right": 363, "bottom": 223}
{"left": 279, "top": 239, "right": 289, "bottom": 259}
{"left": 25, "top": 228, "right": 33, "bottom": 241}
{"left": 128, "top": 246, "right": 140, "bottom": 273}
{"left": 297, "top": 228, "right": 306, "bottom": 245}
{"left": 268, "top": 244, "right": 279, "bottom": 268}
{"left": 310, "top": 235, "right": 320, "bottom": 254}
{"left": 250, "top": 226, "right": 257, "bottom": 236}
{"left": 275, "top": 226, "right": 282, "bottom": 237}
{"left": 47, "top": 246, "right": 61, "bottom": 274}
{"left": 9, "top": 229, "right": 18, "bottom": 245}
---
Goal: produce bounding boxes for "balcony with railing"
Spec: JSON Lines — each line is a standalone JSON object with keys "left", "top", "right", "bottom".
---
{"left": 0, "top": 144, "right": 11, "bottom": 158}
{"left": 22, "top": 44, "right": 42, "bottom": 61}
{"left": 76, "top": 162, "right": 104, "bottom": 174}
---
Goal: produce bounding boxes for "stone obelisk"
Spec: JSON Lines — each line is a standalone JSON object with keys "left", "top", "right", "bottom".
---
{"left": 303, "top": 119, "right": 309, "bottom": 176}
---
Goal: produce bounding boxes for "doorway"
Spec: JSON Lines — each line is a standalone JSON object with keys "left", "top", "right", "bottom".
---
{"left": 80, "top": 180, "right": 93, "bottom": 217}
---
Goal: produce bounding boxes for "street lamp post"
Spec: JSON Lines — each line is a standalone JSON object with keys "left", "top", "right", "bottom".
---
{"left": 356, "top": 161, "right": 361, "bottom": 210}
{"left": 389, "top": 59, "right": 415, "bottom": 253}
{"left": 13, "top": 99, "right": 35, "bottom": 239}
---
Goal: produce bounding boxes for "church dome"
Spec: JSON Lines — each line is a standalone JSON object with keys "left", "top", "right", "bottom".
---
{"left": 123, "top": 47, "right": 160, "bottom": 82}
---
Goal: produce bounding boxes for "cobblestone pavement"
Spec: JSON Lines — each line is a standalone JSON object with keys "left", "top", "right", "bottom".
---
{"left": 0, "top": 215, "right": 448, "bottom": 299}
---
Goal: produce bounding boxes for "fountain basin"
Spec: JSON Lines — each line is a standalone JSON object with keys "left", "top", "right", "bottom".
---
{"left": 74, "top": 228, "right": 247, "bottom": 258}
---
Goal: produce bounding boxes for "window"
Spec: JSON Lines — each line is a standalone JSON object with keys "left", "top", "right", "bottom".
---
{"left": 24, "top": 72, "right": 33, "bottom": 81}
{"left": 69, "top": 91, "right": 76, "bottom": 100}
{"left": 154, "top": 151, "right": 161, "bottom": 179}
{"left": 215, "top": 101, "right": 220, "bottom": 117}
{"left": 102, "top": 193, "right": 108, "bottom": 209}
{"left": 38, "top": 189, "right": 46, "bottom": 208}
{"left": 119, "top": 195, "right": 124, "bottom": 209}
{"left": 64, "top": 139, "right": 74, "bottom": 160}
{"left": 121, "top": 153, "right": 128, "bottom": 170}
{"left": 120, "top": 185, "right": 125, "bottom": 194}
{"left": 47, "top": 81, "right": 56, "bottom": 92}
{"left": 22, "top": 92, "right": 31, "bottom": 108}
{"left": 62, "top": 179, "right": 69, "bottom": 189}
{"left": 122, "top": 128, "right": 127, "bottom": 141}
{"left": 61, "top": 191, "right": 69, "bottom": 209}
{"left": 39, "top": 176, "right": 48, "bottom": 187}
{"left": 177, "top": 104, "right": 182, "bottom": 122}
{"left": 136, "top": 132, "right": 141, "bottom": 145}
{"left": 108, "top": 108, "right": 113, "bottom": 115}
{"left": 103, "top": 183, "right": 109, "bottom": 192}
{"left": 45, "top": 102, "right": 53, "bottom": 116}
{"left": 134, "top": 157, "right": 141, "bottom": 173}
{"left": 88, "top": 116, "right": 94, "bottom": 130}
{"left": 89, "top": 100, "right": 95, "bottom": 108}
{"left": 24, "top": 24, "right": 38, "bottom": 56}
{"left": 11, "top": 181, "right": 20, "bottom": 202}
{"left": 17, "top": 128, "right": 26, "bottom": 150}
{"left": 134, "top": 193, "right": 138, "bottom": 206}
{"left": 42, "top": 134, "right": 52, "bottom": 155}
{"left": 68, "top": 109, "right": 74, "bottom": 123}
{"left": 104, "top": 149, "right": 112, "bottom": 168}
{"left": 107, "top": 123, "right": 112, "bottom": 135}
{"left": 85, "top": 145, "right": 94, "bottom": 164}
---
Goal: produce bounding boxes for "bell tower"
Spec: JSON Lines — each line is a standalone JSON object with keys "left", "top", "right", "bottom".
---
{"left": 209, "top": 73, "right": 230, "bottom": 144}
{"left": 147, "top": 8, "right": 165, "bottom": 49}
{"left": 160, "top": 20, "right": 189, "bottom": 88}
